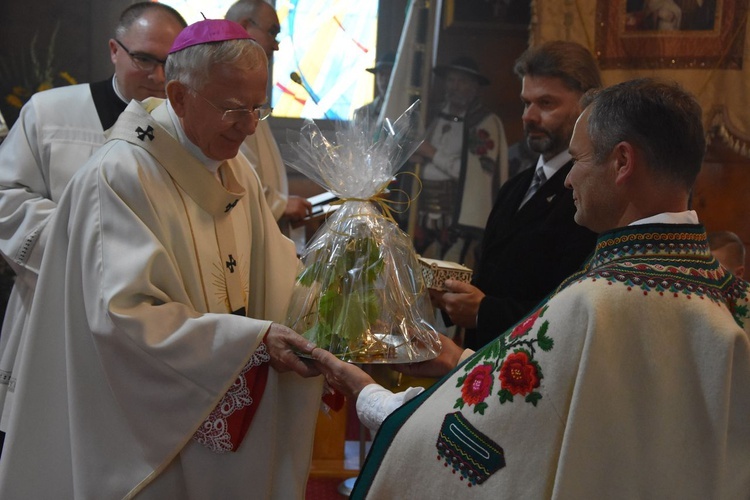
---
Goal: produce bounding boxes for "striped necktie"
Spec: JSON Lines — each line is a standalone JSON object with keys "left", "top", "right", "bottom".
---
{"left": 519, "top": 165, "right": 547, "bottom": 208}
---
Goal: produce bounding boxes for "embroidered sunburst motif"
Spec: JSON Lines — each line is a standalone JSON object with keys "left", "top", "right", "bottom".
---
{"left": 211, "top": 253, "right": 249, "bottom": 312}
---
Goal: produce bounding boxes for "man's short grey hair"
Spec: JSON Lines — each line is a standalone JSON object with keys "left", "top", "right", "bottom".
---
{"left": 115, "top": 2, "right": 187, "bottom": 39}
{"left": 225, "top": 0, "right": 269, "bottom": 23}
{"left": 514, "top": 40, "right": 602, "bottom": 94}
{"left": 583, "top": 78, "right": 705, "bottom": 190}
{"left": 165, "top": 39, "right": 268, "bottom": 90}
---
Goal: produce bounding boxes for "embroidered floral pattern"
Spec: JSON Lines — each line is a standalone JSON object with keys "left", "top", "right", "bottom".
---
{"left": 460, "top": 364, "right": 494, "bottom": 407}
{"left": 556, "top": 226, "right": 750, "bottom": 330}
{"left": 498, "top": 351, "right": 540, "bottom": 397}
{"left": 455, "top": 305, "right": 551, "bottom": 414}
{"left": 451, "top": 225, "right": 750, "bottom": 419}
{"left": 193, "top": 343, "right": 270, "bottom": 453}
{"left": 469, "top": 128, "right": 495, "bottom": 156}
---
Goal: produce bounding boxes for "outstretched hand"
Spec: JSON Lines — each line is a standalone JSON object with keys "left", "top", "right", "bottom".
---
{"left": 284, "top": 195, "right": 313, "bottom": 222}
{"left": 264, "top": 323, "right": 321, "bottom": 377}
{"left": 392, "top": 333, "right": 464, "bottom": 378}
{"left": 310, "top": 348, "right": 376, "bottom": 401}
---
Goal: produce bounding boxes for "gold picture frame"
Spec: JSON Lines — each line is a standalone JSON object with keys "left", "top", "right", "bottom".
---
{"left": 595, "top": 0, "right": 748, "bottom": 70}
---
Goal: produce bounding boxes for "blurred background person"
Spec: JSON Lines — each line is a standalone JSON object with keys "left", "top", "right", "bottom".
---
{"left": 708, "top": 230, "right": 746, "bottom": 277}
{"left": 226, "top": 0, "right": 312, "bottom": 234}
{"left": 353, "top": 51, "right": 395, "bottom": 134}
{"left": 412, "top": 56, "right": 507, "bottom": 270}
{"left": 0, "top": 1, "right": 186, "bottom": 450}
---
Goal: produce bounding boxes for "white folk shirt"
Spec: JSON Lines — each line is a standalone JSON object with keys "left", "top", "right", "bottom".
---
{"left": 0, "top": 99, "right": 323, "bottom": 499}
{"left": 421, "top": 105, "right": 464, "bottom": 182}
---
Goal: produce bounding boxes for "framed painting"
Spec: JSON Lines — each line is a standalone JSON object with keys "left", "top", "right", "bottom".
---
{"left": 443, "top": 0, "right": 531, "bottom": 29}
{"left": 595, "top": 0, "right": 749, "bottom": 69}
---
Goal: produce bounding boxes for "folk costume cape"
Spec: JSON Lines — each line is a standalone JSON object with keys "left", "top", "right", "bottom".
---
{"left": 0, "top": 99, "right": 323, "bottom": 499}
{"left": 0, "top": 79, "right": 126, "bottom": 430}
{"left": 421, "top": 100, "right": 508, "bottom": 237}
{"left": 353, "top": 223, "right": 750, "bottom": 498}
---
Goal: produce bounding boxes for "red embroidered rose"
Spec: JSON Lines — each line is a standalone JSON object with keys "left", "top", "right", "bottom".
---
{"left": 469, "top": 129, "right": 495, "bottom": 156}
{"left": 461, "top": 364, "right": 494, "bottom": 405}
{"left": 510, "top": 308, "right": 542, "bottom": 339}
{"left": 499, "top": 351, "right": 540, "bottom": 395}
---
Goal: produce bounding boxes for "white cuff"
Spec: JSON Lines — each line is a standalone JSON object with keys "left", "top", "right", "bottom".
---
{"left": 356, "top": 383, "right": 425, "bottom": 433}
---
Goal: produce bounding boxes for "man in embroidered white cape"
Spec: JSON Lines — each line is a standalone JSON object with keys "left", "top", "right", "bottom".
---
{"left": 0, "top": 20, "right": 322, "bottom": 499}
{"left": 0, "top": 2, "right": 186, "bottom": 434}
{"left": 312, "top": 79, "right": 750, "bottom": 498}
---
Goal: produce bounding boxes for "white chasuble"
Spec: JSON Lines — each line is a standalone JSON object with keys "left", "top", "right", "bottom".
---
{"left": 0, "top": 99, "right": 323, "bottom": 499}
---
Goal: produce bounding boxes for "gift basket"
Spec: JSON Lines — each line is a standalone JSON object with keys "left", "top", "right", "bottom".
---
{"left": 284, "top": 102, "right": 441, "bottom": 363}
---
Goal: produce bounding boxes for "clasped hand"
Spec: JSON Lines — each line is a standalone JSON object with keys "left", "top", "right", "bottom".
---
{"left": 429, "top": 279, "right": 485, "bottom": 328}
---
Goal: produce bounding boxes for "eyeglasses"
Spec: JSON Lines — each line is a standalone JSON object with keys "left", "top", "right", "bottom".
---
{"left": 187, "top": 86, "right": 273, "bottom": 123}
{"left": 114, "top": 39, "right": 166, "bottom": 72}
{"left": 246, "top": 17, "right": 281, "bottom": 44}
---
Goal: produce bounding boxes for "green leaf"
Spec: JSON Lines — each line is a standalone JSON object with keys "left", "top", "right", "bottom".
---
{"left": 454, "top": 397, "right": 465, "bottom": 409}
{"left": 498, "top": 389, "right": 513, "bottom": 404}
{"left": 303, "top": 322, "right": 332, "bottom": 350}
{"left": 464, "top": 355, "right": 481, "bottom": 371}
{"left": 525, "top": 392, "right": 542, "bottom": 406}
{"left": 319, "top": 288, "right": 343, "bottom": 325}
{"left": 363, "top": 290, "right": 381, "bottom": 324}
{"left": 474, "top": 402, "right": 488, "bottom": 415}
{"left": 456, "top": 375, "right": 466, "bottom": 387}
{"left": 537, "top": 321, "right": 554, "bottom": 351}
{"left": 532, "top": 360, "right": 544, "bottom": 380}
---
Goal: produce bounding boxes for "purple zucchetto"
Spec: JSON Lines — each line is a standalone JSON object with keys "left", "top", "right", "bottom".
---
{"left": 169, "top": 19, "right": 254, "bottom": 54}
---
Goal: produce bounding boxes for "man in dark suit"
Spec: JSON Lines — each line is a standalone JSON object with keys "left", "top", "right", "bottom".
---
{"left": 432, "top": 41, "right": 602, "bottom": 350}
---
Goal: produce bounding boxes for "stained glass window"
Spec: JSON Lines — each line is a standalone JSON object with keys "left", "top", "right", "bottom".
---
{"left": 155, "top": 0, "right": 379, "bottom": 121}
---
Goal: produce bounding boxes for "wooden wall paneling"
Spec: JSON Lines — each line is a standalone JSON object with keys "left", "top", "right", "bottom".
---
{"left": 693, "top": 142, "right": 750, "bottom": 279}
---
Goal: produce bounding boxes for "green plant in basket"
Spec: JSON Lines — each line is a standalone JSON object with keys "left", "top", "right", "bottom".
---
{"left": 297, "top": 234, "right": 385, "bottom": 357}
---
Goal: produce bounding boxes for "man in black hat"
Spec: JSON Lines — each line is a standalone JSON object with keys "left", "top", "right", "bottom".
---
{"left": 352, "top": 51, "right": 396, "bottom": 133}
{"left": 412, "top": 56, "right": 508, "bottom": 270}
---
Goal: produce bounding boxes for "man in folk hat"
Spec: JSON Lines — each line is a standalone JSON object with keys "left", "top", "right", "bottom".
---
{"left": 226, "top": 0, "right": 312, "bottom": 233}
{"left": 0, "top": 19, "right": 323, "bottom": 498}
{"left": 352, "top": 51, "right": 396, "bottom": 133}
{"left": 0, "top": 2, "right": 187, "bottom": 447}
{"left": 412, "top": 56, "right": 508, "bottom": 270}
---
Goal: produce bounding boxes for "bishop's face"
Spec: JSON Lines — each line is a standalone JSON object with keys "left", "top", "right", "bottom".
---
{"left": 170, "top": 62, "right": 268, "bottom": 161}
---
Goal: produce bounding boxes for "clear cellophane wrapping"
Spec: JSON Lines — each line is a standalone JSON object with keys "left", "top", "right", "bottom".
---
{"left": 283, "top": 102, "right": 441, "bottom": 363}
